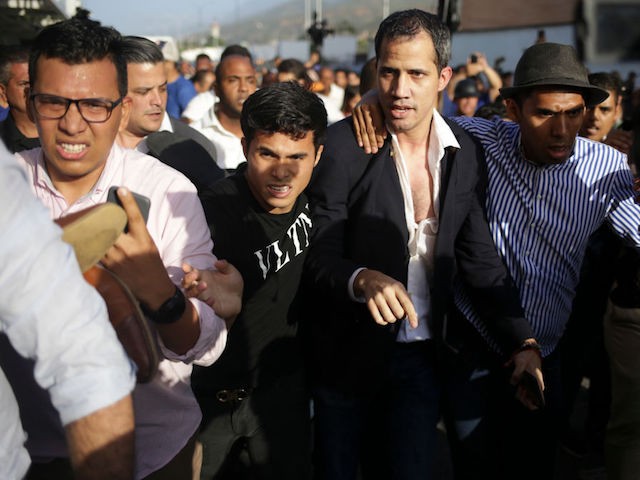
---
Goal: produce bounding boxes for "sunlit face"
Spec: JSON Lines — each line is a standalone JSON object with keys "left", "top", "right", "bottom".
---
{"left": 3, "top": 62, "right": 30, "bottom": 113}
{"left": 243, "top": 130, "right": 322, "bottom": 214}
{"left": 455, "top": 96, "right": 479, "bottom": 117}
{"left": 376, "top": 32, "right": 451, "bottom": 138}
{"left": 335, "top": 70, "right": 348, "bottom": 89}
{"left": 194, "top": 70, "right": 215, "bottom": 93}
{"left": 126, "top": 62, "right": 167, "bottom": 137}
{"left": 276, "top": 71, "right": 306, "bottom": 88}
{"left": 196, "top": 57, "right": 213, "bottom": 72}
{"left": 507, "top": 89, "right": 586, "bottom": 166}
{"left": 30, "top": 57, "right": 129, "bottom": 188}
{"left": 215, "top": 56, "right": 257, "bottom": 118}
{"left": 580, "top": 89, "right": 620, "bottom": 142}
{"left": 344, "top": 92, "right": 362, "bottom": 115}
{"left": 320, "top": 67, "right": 334, "bottom": 94}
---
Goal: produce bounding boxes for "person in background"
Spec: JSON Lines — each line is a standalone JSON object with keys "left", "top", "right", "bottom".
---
{"left": 117, "top": 36, "right": 223, "bottom": 193}
{"left": 191, "top": 70, "right": 215, "bottom": 95}
{"left": 341, "top": 84, "right": 361, "bottom": 117}
{"left": 182, "top": 45, "right": 252, "bottom": 129}
{"left": 358, "top": 57, "right": 377, "bottom": 96}
{"left": 441, "top": 52, "right": 502, "bottom": 117}
{"left": 452, "top": 78, "right": 480, "bottom": 117}
{"left": 558, "top": 71, "right": 636, "bottom": 478}
{"left": 194, "top": 53, "right": 257, "bottom": 174}
{"left": 316, "top": 65, "right": 345, "bottom": 124}
{"left": 334, "top": 67, "right": 349, "bottom": 90}
{"left": 277, "top": 58, "right": 313, "bottom": 89}
{"left": 160, "top": 39, "right": 197, "bottom": 119}
{"left": 0, "top": 45, "right": 39, "bottom": 152}
{"left": 195, "top": 53, "right": 214, "bottom": 73}
{"left": 473, "top": 100, "right": 508, "bottom": 120}
{"left": 347, "top": 70, "right": 360, "bottom": 88}
{"left": 580, "top": 72, "right": 633, "bottom": 157}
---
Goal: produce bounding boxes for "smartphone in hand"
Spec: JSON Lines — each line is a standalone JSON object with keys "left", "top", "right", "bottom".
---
{"left": 106, "top": 186, "right": 151, "bottom": 231}
{"left": 519, "top": 370, "right": 545, "bottom": 408}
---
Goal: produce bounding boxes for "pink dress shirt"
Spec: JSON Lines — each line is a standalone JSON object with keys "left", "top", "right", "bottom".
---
{"left": 15, "top": 143, "right": 227, "bottom": 478}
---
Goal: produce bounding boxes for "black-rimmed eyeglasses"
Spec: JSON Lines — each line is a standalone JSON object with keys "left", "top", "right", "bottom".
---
{"left": 30, "top": 93, "right": 123, "bottom": 123}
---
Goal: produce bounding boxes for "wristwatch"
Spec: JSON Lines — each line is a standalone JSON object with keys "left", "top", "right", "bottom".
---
{"left": 141, "top": 285, "right": 186, "bottom": 324}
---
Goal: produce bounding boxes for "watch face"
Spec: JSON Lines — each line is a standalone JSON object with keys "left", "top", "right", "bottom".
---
{"left": 141, "top": 286, "right": 186, "bottom": 324}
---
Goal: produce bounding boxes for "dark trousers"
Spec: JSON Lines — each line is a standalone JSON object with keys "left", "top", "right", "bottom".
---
{"left": 559, "top": 227, "right": 615, "bottom": 457}
{"left": 312, "top": 341, "right": 441, "bottom": 480}
{"left": 195, "top": 369, "right": 311, "bottom": 480}
{"left": 440, "top": 313, "right": 564, "bottom": 480}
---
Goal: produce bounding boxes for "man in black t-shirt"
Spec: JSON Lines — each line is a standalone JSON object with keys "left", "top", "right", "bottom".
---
{"left": 184, "top": 82, "right": 327, "bottom": 479}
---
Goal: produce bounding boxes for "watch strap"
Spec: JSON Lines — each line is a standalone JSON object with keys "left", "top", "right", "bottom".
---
{"left": 141, "top": 285, "right": 186, "bottom": 324}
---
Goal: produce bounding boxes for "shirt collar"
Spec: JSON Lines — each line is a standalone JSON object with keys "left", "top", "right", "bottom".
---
{"left": 430, "top": 108, "right": 460, "bottom": 154}
{"left": 159, "top": 112, "right": 173, "bottom": 133}
{"left": 199, "top": 105, "right": 236, "bottom": 137}
{"left": 33, "top": 143, "right": 124, "bottom": 207}
{"left": 135, "top": 113, "right": 174, "bottom": 154}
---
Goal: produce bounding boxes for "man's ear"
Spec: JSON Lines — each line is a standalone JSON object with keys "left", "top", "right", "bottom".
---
{"left": 438, "top": 66, "right": 453, "bottom": 92}
{"left": 241, "top": 136, "right": 248, "bottom": 158}
{"left": 505, "top": 98, "right": 520, "bottom": 122}
{"left": 25, "top": 86, "right": 36, "bottom": 122}
{"left": 0, "top": 83, "right": 7, "bottom": 108}
{"left": 118, "top": 96, "right": 132, "bottom": 132}
{"left": 615, "top": 96, "right": 624, "bottom": 122}
{"left": 314, "top": 145, "right": 323, "bottom": 167}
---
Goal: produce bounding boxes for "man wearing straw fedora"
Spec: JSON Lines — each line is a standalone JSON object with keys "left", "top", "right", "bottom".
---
{"left": 353, "top": 42, "right": 640, "bottom": 479}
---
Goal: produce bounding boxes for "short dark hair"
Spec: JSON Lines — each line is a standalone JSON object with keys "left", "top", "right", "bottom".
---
{"left": 588, "top": 72, "right": 623, "bottom": 104}
{"left": 474, "top": 100, "right": 508, "bottom": 120}
{"left": 196, "top": 53, "right": 211, "bottom": 62}
{"left": 359, "top": 57, "right": 377, "bottom": 95}
{"left": 191, "top": 69, "right": 213, "bottom": 85}
{"left": 120, "top": 36, "right": 164, "bottom": 65}
{"left": 277, "top": 58, "right": 312, "bottom": 89}
{"left": 0, "top": 45, "right": 30, "bottom": 86}
{"left": 241, "top": 82, "right": 327, "bottom": 151}
{"left": 29, "top": 17, "right": 127, "bottom": 97}
{"left": 220, "top": 44, "right": 253, "bottom": 63}
{"left": 374, "top": 9, "right": 451, "bottom": 72}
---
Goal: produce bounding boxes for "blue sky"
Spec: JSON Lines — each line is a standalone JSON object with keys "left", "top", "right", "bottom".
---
{"left": 82, "top": 0, "right": 285, "bottom": 37}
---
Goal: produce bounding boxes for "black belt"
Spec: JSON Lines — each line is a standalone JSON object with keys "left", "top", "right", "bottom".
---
{"left": 215, "top": 387, "right": 253, "bottom": 403}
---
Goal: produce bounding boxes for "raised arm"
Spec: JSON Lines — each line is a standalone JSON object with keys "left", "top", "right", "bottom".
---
{"left": 466, "top": 52, "right": 503, "bottom": 101}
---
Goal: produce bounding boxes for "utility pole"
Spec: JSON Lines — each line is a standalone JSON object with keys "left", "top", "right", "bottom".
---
{"left": 304, "top": 0, "right": 311, "bottom": 29}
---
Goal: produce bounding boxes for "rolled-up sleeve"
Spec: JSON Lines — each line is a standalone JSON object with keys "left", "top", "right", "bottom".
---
{"left": 153, "top": 176, "right": 228, "bottom": 366}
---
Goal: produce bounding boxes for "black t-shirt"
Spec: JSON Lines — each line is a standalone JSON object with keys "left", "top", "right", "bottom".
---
{"left": 0, "top": 114, "right": 40, "bottom": 153}
{"left": 192, "top": 163, "right": 312, "bottom": 392}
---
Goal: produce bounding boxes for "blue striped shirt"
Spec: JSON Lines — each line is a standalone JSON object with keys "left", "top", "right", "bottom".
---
{"left": 452, "top": 116, "right": 640, "bottom": 356}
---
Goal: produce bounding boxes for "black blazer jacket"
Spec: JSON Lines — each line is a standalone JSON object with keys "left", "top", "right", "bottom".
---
{"left": 302, "top": 116, "right": 532, "bottom": 394}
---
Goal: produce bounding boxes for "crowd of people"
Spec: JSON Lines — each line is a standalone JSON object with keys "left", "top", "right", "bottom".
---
{"left": 1, "top": 7, "right": 639, "bottom": 480}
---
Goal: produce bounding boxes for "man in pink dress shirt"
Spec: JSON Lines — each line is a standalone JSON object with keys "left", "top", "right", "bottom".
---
{"left": 4, "top": 16, "right": 241, "bottom": 480}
